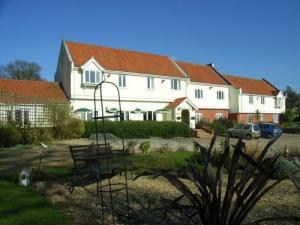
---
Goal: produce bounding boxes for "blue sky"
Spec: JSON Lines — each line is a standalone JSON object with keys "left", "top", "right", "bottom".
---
{"left": 0, "top": 0, "right": 299, "bottom": 91}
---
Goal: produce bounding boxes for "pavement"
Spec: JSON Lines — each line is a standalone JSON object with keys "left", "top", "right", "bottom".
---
{"left": 0, "top": 134, "right": 299, "bottom": 173}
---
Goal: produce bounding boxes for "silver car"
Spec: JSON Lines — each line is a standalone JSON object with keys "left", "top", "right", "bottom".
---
{"left": 228, "top": 123, "right": 261, "bottom": 140}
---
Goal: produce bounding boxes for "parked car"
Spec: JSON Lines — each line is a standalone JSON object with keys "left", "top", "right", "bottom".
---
{"left": 258, "top": 123, "right": 282, "bottom": 138}
{"left": 228, "top": 123, "right": 260, "bottom": 140}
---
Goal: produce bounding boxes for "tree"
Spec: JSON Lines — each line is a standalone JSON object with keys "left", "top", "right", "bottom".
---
{"left": 285, "top": 86, "right": 300, "bottom": 113}
{"left": 254, "top": 109, "right": 261, "bottom": 123}
{"left": 0, "top": 60, "right": 42, "bottom": 80}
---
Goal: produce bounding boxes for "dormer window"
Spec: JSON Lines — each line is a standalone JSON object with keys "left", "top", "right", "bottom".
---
{"left": 84, "top": 70, "right": 101, "bottom": 84}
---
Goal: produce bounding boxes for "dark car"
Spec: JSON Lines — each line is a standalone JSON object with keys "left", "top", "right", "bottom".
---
{"left": 258, "top": 123, "right": 282, "bottom": 138}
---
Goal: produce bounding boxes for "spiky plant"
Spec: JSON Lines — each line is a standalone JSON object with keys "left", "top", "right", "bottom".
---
{"left": 157, "top": 135, "right": 300, "bottom": 225}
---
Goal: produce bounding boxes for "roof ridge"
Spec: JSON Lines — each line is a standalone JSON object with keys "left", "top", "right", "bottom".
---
{"left": 223, "top": 74, "right": 264, "bottom": 82}
{"left": 0, "top": 78, "right": 59, "bottom": 84}
{"left": 65, "top": 40, "right": 170, "bottom": 58}
{"left": 176, "top": 60, "right": 210, "bottom": 68}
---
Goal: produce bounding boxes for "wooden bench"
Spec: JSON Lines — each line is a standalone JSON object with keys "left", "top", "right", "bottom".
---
{"left": 67, "top": 143, "right": 131, "bottom": 194}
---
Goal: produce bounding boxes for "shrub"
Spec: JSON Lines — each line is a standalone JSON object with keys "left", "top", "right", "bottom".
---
{"left": 210, "top": 118, "right": 236, "bottom": 135}
{"left": 195, "top": 118, "right": 210, "bottom": 129}
{"left": 0, "top": 124, "right": 22, "bottom": 147}
{"left": 283, "top": 127, "right": 300, "bottom": 134}
{"left": 84, "top": 121, "right": 193, "bottom": 139}
{"left": 53, "top": 117, "right": 85, "bottom": 139}
{"left": 125, "top": 140, "right": 137, "bottom": 154}
{"left": 68, "top": 118, "right": 85, "bottom": 138}
{"left": 139, "top": 141, "right": 150, "bottom": 154}
{"left": 156, "top": 142, "right": 172, "bottom": 153}
{"left": 273, "top": 157, "right": 300, "bottom": 180}
{"left": 141, "top": 135, "right": 300, "bottom": 225}
{"left": 176, "top": 144, "right": 187, "bottom": 152}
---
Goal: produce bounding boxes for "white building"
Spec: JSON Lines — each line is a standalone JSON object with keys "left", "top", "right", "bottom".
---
{"left": 55, "top": 40, "right": 285, "bottom": 127}
{"left": 222, "top": 75, "right": 286, "bottom": 123}
{"left": 0, "top": 79, "right": 67, "bottom": 127}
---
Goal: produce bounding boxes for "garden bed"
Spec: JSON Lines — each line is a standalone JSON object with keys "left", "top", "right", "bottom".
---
{"left": 44, "top": 175, "right": 300, "bottom": 225}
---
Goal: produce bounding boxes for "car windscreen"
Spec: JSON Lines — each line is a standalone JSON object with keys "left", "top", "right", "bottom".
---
{"left": 253, "top": 125, "right": 260, "bottom": 131}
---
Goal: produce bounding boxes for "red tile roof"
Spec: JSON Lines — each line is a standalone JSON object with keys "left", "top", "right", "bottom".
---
{"left": 176, "top": 61, "right": 227, "bottom": 85}
{"left": 165, "top": 97, "right": 186, "bottom": 109}
{"left": 0, "top": 79, "right": 67, "bottom": 103}
{"left": 223, "top": 75, "right": 279, "bottom": 96}
{"left": 66, "top": 41, "right": 185, "bottom": 78}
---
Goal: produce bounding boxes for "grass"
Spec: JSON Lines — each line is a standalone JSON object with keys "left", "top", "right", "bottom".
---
{"left": 130, "top": 151, "right": 194, "bottom": 172}
{"left": 0, "top": 180, "right": 72, "bottom": 225}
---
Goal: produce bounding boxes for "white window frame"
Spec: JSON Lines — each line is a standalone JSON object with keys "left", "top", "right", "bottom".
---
{"left": 261, "top": 96, "right": 265, "bottom": 105}
{"left": 217, "top": 91, "right": 224, "bottom": 100}
{"left": 273, "top": 113, "right": 279, "bottom": 123}
{"left": 275, "top": 97, "right": 282, "bottom": 108}
{"left": 147, "top": 77, "right": 154, "bottom": 90}
{"left": 171, "top": 79, "right": 181, "bottom": 90}
{"left": 260, "top": 113, "right": 264, "bottom": 122}
{"left": 15, "top": 110, "right": 22, "bottom": 123}
{"left": 79, "top": 112, "right": 93, "bottom": 121}
{"left": 247, "top": 114, "right": 253, "bottom": 123}
{"left": 249, "top": 96, "right": 254, "bottom": 104}
{"left": 118, "top": 75, "right": 126, "bottom": 88}
{"left": 84, "top": 70, "right": 101, "bottom": 84}
{"left": 215, "top": 113, "right": 224, "bottom": 120}
{"left": 195, "top": 89, "right": 203, "bottom": 99}
{"left": 195, "top": 113, "right": 203, "bottom": 123}
{"left": 24, "top": 111, "right": 30, "bottom": 124}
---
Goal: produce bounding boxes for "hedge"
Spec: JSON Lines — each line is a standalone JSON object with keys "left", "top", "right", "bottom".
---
{"left": 283, "top": 128, "right": 300, "bottom": 134}
{"left": 84, "top": 121, "right": 194, "bottom": 138}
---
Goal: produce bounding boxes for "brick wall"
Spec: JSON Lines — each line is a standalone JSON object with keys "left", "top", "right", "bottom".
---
{"left": 229, "top": 113, "right": 276, "bottom": 123}
{"left": 198, "top": 109, "right": 229, "bottom": 121}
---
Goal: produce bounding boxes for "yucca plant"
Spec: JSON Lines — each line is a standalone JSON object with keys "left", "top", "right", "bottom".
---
{"left": 154, "top": 135, "right": 300, "bottom": 225}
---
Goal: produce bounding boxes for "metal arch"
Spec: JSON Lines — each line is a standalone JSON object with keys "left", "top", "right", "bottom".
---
{"left": 93, "top": 80, "right": 130, "bottom": 224}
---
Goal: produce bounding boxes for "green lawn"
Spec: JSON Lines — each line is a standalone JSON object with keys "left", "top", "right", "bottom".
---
{"left": 0, "top": 180, "right": 72, "bottom": 225}
{"left": 130, "top": 151, "right": 194, "bottom": 172}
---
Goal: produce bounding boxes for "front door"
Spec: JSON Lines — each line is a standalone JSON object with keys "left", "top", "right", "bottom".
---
{"left": 181, "top": 110, "right": 190, "bottom": 126}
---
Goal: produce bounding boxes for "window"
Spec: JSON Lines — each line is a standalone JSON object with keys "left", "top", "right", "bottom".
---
{"left": 147, "top": 77, "right": 154, "bottom": 89}
{"left": 24, "top": 111, "right": 29, "bottom": 124}
{"left": 249, "top": 96, "right": 254, "bottom": 104}
{"left": 15, "top": 110, "right": 22, "bottom": 123}
{"left": 215, "top": 113, "right": 223, "bottom": 120}
{"left": 84, "top": 70, "right": 101, "bottom": 84}
{"left": 119, "top": 75, "right": 126, "bottom": 87}
{"left": 260, "top": 114, "right": 264, "bottom": 122}
{"left": 171, "top": 79, "right": 181, "bottom": 90}
{"left": 143, "top": 111, "right": 156, "bottom": 121}
{"left": 275, "top": 97, "right": 282, "bottom": 107}
{"left": 195, "top": 89, "right": 203, "bottom": 99}
{"left": 125, "top": 111, "right": 130, "bottom": 120}
{"left": 80, "top": 112, "right": 93, "bottom": 121}
{"left": 195, "top": 113, "right": 203, "bottom": 123}
{"left": 273, "top": 114, "right": 279, "bottom": 123}
{"left": 7, "top": 110, "right": 12, "bottom": 122}
{"left": 119, "top": 111, "right": 130, "bottom": 121}
{"left": 247, "top": 114, "right": 253, "bottom": 123}
{"left": 261, "top": 97, "right": 265, "bottom": 105}
{"left": 217, "top": 91, "right": 224, "bottom": 100}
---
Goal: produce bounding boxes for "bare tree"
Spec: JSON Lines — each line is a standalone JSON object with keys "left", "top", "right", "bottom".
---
{"left": 0, "top": 60, "right": 42, "bottom": 80}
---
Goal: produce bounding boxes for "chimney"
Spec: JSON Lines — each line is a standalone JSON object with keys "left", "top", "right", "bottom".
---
{"left": 207, "top": 63, "right": 214, "bottom": 68}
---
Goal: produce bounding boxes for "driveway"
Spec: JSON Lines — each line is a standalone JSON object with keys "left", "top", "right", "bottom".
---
{"left": 0, "top": 134, "right": 299, "bottom": 173}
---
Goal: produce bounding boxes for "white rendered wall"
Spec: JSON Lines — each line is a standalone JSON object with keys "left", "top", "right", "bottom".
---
{"left": 187, "top": 82, "right": 229, "bottom": 109}
{"left": 70, "top": 61, "right": 187, "bottom": 103}
{"left": 239, "top": 92, "right": 286, "bottom": 114}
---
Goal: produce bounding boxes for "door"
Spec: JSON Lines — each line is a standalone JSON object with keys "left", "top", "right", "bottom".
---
{"left": 181, "top": 110, "right": 190, "bottom": 126}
